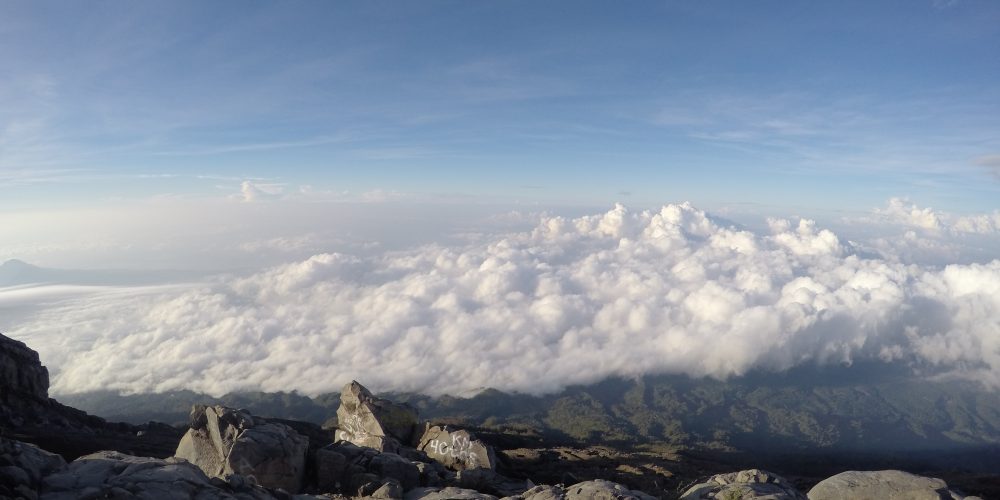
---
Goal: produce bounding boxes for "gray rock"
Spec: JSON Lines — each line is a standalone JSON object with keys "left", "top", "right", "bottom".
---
{"left": 417, "top": 425, "right": 496, "bottom": 471}
{"left": 316, "top": 447, "right": 348, "bottom": 492}
{"left": 0, "top": 436, "right": 66, "bottom": 499}
{"left": 414, "top": 461, "right": 448, "bottom": 487}
{"left": 40, "top": 450, "right": 276, "bottom": 499}
{"left": 369, "top": 452, "right": 420, "bottom": 491}
{"left": 175, "top": 405, "right": 309, "bottom": 493}
{"left": 335, "top": 381, "right": 419, "bottom": 453}
{"left": 456, "top": 469, "right": 530, "bottom": 498}
{"left": 0, "top": 333, "right": 49, "bottom": 401}
{"left": 680, "top": 469, "right": 807, "bottom": 500}
{"left": 807, "top": 470, "right": 976, "bottom": 500}
{"left": 404, "top": 486, "right": 499, "bottom": 500}
{"left": 508, "top": 479, "right": 657, "bottom": 500}
{"left": 318, "top": 441, "right": 422, "bottom": 495}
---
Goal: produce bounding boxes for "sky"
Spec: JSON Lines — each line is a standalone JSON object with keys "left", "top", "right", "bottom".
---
{"left": 1, "top": 1, "right": 999, "bottom": 397}
{"left": 2, "top": 0, "right": 999, "bottom": 214}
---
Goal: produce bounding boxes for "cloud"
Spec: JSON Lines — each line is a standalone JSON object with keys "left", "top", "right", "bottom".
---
{"left": 873, "top": 197, "right": 943, "bottom": 231}
{"left": 868, "top": 197, "right": 1000, "bottom": 236}
{"left": 238, "top": 181, "right": 284, "bottom": 202}
{"left": 5, "top": 203, "right": 1000, "bottom": 397}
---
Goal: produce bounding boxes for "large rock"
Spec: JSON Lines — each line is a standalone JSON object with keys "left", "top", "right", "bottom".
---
{"left": 807, "top": 470, "right": 977, "bottom": 500}
{"left": 0, "top": 436, "right": 66, "bottom": 500}
{"left": 174, "top": 405, "right": 309, "bottom": 493}
{"left": 0, "top": 333, "right": 52, "bottom": 428}
{"left": 417, "top": 425, "right": 496, "bottom": 471}
{"left": 317, "top": 441, "right": 423, "bottom": 495}
{"left": 405, "top": 486, "right": 499, "bottom": 500}
{"left": 41, "top": 450, "right": 277, "bottom": 499}
{"left": 0, "top": 334, "right": 49, "bottom": 401}
{"left": 506, "top": 480, "right": 657, "bottom": 500}
{"left": 680, "top": 469, "right": 807, "bottom": 500}
{"left": 336, "top": 381, "right": 419, "bottom": 452}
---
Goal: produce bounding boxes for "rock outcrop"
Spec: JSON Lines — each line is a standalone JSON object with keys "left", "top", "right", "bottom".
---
{"left": 174, "top": 405, "right": 309, "bottom": 493}
{"left": 405, "top": 486, "right": 498, "bottom": 500}
{"left": 0, "top": 333, "right": 182, "bottom": 460}
{"left": 0, "top": 334, "right": 49, "bottom": 401}
{"left": 317, "top": 441, "right": 424, "bottom": 495}
{"left": 507, "top": 479, "right": 658, "bottom": 500}
{"left": 807, "top": 470, "right": 978, "bottom": 500}
{"left": 336, "top": 381, "right": 420, "bottom": 453}
{"left": 417, "top": 425, "right": 496, "bottom": 471}
{"left": 680, "top": 469, "right": 807, "bottom": 499}
{"left": 42, "top": 450, "right": 281, "bottom": 500}
{"left": 0, "top": 436, "right": 66, "bottom": 499}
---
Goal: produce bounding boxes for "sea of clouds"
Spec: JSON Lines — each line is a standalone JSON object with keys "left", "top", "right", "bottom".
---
{"left": 4, "top": 202, "right": 1000, "bottom": 396}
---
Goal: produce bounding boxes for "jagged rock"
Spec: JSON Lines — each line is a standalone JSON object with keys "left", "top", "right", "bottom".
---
{"left": 503, "top": 479, "right": 657, "bottom": 500}
{"left": 41, "top": 450, "right": 277, "bottom": 499}
{"left": 404, "top": 486, "right": 499, "bottom": 500}
{"left": 175, "top": 405, "right": 309, "bottom": 493}
{"left": 0, "top": 334, "right": 49, "bottom": 401}
{"left": 455, "top": 469, "right": 530, "bottom": 498}
{"left": 680, "top": 469, "right": 807, "bottom": 500}
{"left": 1, "top": 333, "right": 52, "bottom": 429}
{"left": 0, "top": 333, "right": 180, "bottom": 463}
{"left": 417, "top": 425, "right": 496, "bottom": 471}
{"left": 0, "top": 437, "right": 66, "bottom": 500}
{"left": 316, "top": 447, "right": 349, "bottom": 492}
{"left": 318, "top": 441, "right": 422, "bottom": 494}
{"left": 807, "top": 470, "right": 978, "bottom": 500}
{"left": 335, "top": 381, "right": 419, "bottom": 453}
{"left": 415, "top": 461, "right": 449, "bottom": 487}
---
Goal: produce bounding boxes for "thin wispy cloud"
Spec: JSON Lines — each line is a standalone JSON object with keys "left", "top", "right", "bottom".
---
{"left": 153, "top": 135, "right": 355, "bottom": 156}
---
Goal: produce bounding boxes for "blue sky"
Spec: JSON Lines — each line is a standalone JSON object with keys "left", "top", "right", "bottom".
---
{"left": 2, "top": 0, "right": 999, "bottom": 212}
{"left": 4, "top": 1, "right": 1000, "bottom": 397}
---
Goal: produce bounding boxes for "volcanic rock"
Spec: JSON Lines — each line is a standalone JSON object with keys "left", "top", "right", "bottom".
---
{"left": 41, "top": 450, "right": 277, "bottom": 499}
{"left": 680, "top": 469, "right": 807, "bottom": 499}
{"left": 506, "top": 479, "right": 658, "bottom": 500}
{"left": 807, "top": 470, "right": 977, "bottom": 500}
{"left": 174, "top": 405, "right": 309, "bottom": 493}
{"left": 336, "top": 381, "right": 419, "bottom": 453}
{"left": 404, "top": 486, "right": 499, "bottom": 500}
{"left": 417, "top": 425, "right": 496, "bottom": 471}
{"left": 0, "top": 436, "right": 66, "bottom": 499}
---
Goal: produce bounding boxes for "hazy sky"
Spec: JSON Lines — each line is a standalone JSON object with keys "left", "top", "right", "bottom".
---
{"left": 2, "top": 1, "right": 1000, "bottom": 396}
{"left": 2, "top": 1, "right": 999, "bottom": 214}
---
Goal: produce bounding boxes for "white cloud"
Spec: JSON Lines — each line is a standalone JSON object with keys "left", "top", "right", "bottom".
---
{"left": 5, "top": 203, "right": 1000, "bottom": 398}
{"left": 873, "top": 197, "right": 943, "bottom": 231}
{"left": 238, "top": 181, "right": 285, "bottom": 202}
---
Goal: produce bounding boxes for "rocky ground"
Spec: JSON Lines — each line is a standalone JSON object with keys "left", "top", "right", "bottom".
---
{"left": 0, "top": 333, "right": 990, "bottom": 499}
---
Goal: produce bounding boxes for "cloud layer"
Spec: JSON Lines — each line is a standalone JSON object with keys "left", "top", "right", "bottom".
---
{"left": 6, "top": 203, "right": 1000, "bottom": 397}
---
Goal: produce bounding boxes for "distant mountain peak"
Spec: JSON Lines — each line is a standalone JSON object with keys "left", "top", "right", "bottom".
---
{"left": 1, "top": 259, "right": 36, "bottom": 269}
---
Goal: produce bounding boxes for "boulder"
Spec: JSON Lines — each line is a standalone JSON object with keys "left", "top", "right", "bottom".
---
{"left": 807, "top": 470, "right": 977, "bottom": 500}
{"left": 417, "top": 425, "right": 496, "bottom": 471}
{"left": 680, "top": 469, "right": 807, "bottom": 500}
{"left": 174, "top": 405, "right": 309, "bottom": 493}
{"left": 506, "top": 479, "right": 657, "bottom": 500}
{"left": 456, "top": 469, "right": 530, "bottom": 498}
{"left": 335, "top": 381, "right": 419, "bottom": 452}
{"left": 0, "top": 437, "right": 66, "bottom": 500}
{"left": 41, "top": 450, "right": 276, "bottom": 499}
{"left": 405, "top": 486, "right": 499, "bottom": 500}
{"left": 317, "top": 441, "right": 422, "bottom": 494}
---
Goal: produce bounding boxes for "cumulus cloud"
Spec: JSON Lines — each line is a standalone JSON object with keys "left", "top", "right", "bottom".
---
{"left": 238, "top": 181, "right": 284, "bottom": 202}
{"left": 872, "top": 197, "right": 943, "bottom": 231}
{"left": 5, "top": 203, "right": 1000, "bottom": 397}
{"left": 859, "top": 199, "right": 1000, "bottom": 264}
